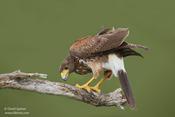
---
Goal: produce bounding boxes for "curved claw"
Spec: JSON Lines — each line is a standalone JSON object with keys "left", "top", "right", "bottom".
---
{"left": 75, "top": 84, "right": 91, "bottom": 92}
{"left": 90, "top": 86, "right": 101, "bottom": 93}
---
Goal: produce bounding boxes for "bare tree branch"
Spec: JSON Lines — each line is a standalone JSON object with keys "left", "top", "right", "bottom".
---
{"left": 0, "top": 70, "right": 126, "bottom": 109}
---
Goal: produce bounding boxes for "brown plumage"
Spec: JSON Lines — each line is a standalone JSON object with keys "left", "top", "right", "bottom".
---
{"left": 59, "top": 27, "right": 148, "bottom": 109}
{"left": 70, "top": 28, "right": 129, "bottom": 58}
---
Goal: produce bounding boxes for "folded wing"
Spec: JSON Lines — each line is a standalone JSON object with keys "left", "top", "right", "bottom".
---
{"left": 69, "top": 28, "right": 129, "bottom": 58}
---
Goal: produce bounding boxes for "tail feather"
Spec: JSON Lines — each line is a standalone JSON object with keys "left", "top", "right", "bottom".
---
{"left": 118, "top": 70, "right": 136, "bottom": 109}
{"left": 89, "top": 42, "right": 147, "bottom": 58}
{"left": 119, "top": 42, "right": 149, "bottom": 50}
{"left": 126, "top": 43, "right": 149, "bottom": 50}
{"left": 117, "top": 48, "right": 143, "bottom": 58}
{"left": 116, "top": 42, "right": 148, "bottom": 58}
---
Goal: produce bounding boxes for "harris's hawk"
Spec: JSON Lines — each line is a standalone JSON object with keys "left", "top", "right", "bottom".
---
{"left": 59, "top": 27, "right": 148, "bottom": 108}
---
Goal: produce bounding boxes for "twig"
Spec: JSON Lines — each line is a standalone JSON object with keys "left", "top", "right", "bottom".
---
{"left": 0, "top": 70, "right": 126, "bottom": 109}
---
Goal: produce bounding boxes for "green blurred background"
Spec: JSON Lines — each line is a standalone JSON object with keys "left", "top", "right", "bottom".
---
{"left": 0, "top": 0, "right": 175, "bottom": 117}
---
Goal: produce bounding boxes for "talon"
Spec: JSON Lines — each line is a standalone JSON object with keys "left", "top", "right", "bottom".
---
{"left": 75, "top": 84, "right": 81, "bottom": 87}
{"left": 75, "top": 84, "right": 91, "bottom": 92}
{"left": 90, "top": 86, "right": 101, "bottom": 93}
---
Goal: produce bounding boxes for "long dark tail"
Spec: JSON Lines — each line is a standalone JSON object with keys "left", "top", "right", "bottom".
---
{"left": 118, "top": 70, "right": 136, "bottom": 109}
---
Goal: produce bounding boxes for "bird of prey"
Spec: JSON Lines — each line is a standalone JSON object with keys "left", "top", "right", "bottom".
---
{"left": 59, "top": 27, "right": 148, "bottom": 108}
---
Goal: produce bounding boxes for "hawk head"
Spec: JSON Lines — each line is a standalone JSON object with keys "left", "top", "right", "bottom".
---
{"left": 59, "top": 56, "right": 75, "bottom": 81}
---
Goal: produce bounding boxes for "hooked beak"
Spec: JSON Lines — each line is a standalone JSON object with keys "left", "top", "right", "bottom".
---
{"left": 61, "top": 69, "right": 69, "bottom": 81}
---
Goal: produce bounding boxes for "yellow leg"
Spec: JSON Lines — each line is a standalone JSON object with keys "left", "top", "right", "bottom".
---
{"left": 90, "top": 78, "right": 106, "bottom": 93}
{"left": 90, "top": 70, "right": 112, "bottom": 93}
{"left": 75, "top": 77, "right": 96, "bottom": 92}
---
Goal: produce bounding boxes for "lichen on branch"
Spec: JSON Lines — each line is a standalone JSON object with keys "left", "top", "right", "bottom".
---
{"left": 0, "top": 70, "right": 126, "bottom": 109}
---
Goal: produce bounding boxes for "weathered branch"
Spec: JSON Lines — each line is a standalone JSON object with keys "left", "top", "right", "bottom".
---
{"left": 0, "top": 70, "right": 126, "bottom": 109}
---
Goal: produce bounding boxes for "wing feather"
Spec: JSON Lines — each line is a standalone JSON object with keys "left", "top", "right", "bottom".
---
{"left": 70, "top": 28, "right": 129, "bottom": 58}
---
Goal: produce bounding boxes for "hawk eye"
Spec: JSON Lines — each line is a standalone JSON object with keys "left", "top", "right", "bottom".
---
{"left": 65, "top": 67, "right": 68, "bottom": 70}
